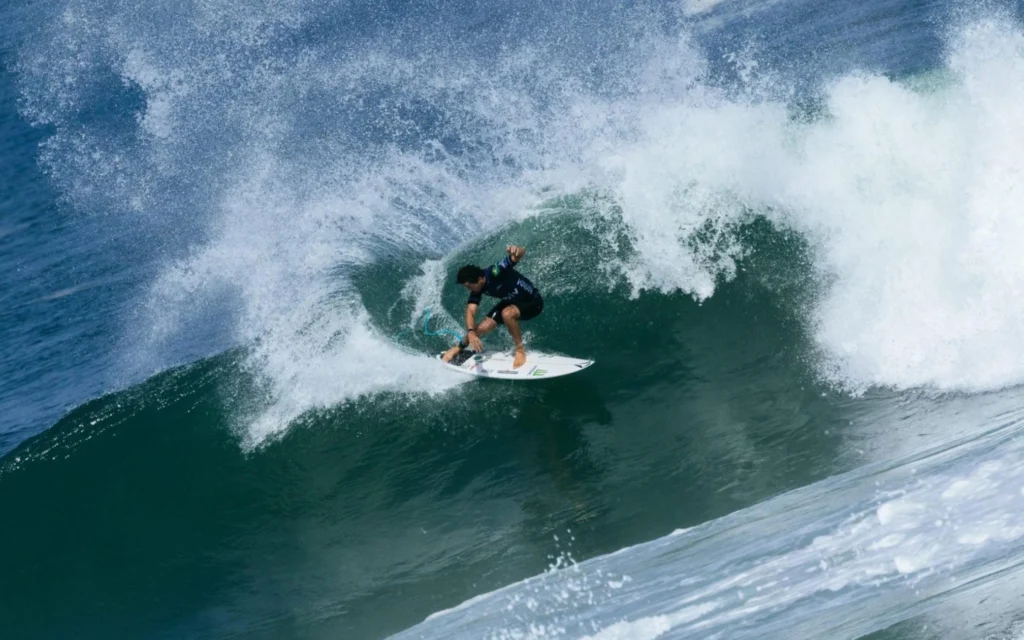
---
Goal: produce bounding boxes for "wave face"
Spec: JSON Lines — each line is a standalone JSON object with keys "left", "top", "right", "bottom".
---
{"left": 5, "top": 0, "right": 1024, "bottom": 638}
{"left": 391, "top": 401, "right": 1024, "bottom": 640}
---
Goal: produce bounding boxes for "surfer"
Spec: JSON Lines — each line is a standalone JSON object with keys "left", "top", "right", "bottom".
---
{"left": 441, "top": 245, "right": 544, "bottom": 368}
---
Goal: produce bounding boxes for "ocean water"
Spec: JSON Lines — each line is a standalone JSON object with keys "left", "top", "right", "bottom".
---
{"left": 3, "top": 0, "right": 1024, "bottom": 638}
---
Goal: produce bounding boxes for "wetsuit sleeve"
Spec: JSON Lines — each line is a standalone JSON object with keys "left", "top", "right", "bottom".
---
{"left": 495, "top": 255, "right": 516, "bottom": 273}
{"left": 467, "top": 290, "right": 482, "bottom": 305}
{"left": 481, "top": 256, "right": 515, "bottom": 285}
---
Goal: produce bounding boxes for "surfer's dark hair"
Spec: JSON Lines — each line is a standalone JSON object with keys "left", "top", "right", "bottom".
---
{"left": 456, "top": 265, "right": 485, "bottom": 284}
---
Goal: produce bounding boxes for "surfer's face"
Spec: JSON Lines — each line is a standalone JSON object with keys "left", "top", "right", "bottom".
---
{"left": 462, "top": 277, "right": 486, "bottom": 293}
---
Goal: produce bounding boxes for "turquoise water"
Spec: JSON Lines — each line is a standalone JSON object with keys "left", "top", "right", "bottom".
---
{"left": 3, "top": 0, "right": 1024, "bottom": 638}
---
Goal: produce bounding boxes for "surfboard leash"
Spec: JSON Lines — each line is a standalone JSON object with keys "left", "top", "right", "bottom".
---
{"left": 421, "top": 306, "right": 465, "bottom": 344}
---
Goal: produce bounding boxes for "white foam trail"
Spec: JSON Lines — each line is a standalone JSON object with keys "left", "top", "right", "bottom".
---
{"left": 130, "top": 154, "right": 471, "bottom": 443}
{"left": 404, "top": 260, "right": 454, "bottom": 329}
{"left": 391, "top": 407, "right": 1024, "bottom": 640}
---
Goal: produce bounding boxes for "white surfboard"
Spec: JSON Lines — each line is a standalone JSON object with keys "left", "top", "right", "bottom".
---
{"left": 437, "top": 350, "right": 594, "bottom": 380}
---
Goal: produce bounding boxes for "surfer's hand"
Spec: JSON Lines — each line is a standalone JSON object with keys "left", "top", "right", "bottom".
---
{"left": 506, "top": 245, "right": 525, "bottom": 262}
{"left": 467, "top": 330, "right": 484, "bottom": 352}
{"left": 441, "top": 345, "right": 462, "bottom": 363}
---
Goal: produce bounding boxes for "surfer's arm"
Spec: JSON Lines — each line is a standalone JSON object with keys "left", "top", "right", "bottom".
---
{"left": 462, "top": 302, "right": 484, "bottom": 351}
{"left": 465, "top": 303, "right": 479, "bottom": 332}
{"left": 486, "top": 247, "right": 524, "bottom": 280}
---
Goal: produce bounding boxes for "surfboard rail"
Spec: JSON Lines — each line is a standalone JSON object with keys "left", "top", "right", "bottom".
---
{"left": 437, "top": 350, "right": 594, "bottom": 380}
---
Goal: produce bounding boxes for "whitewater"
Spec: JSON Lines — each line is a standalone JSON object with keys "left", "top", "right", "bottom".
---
{"left": 388, "top": 11, "right": 1024, "bottom": 640}
{"left": 393, "top": 396, "right": 1024, "bottom": 639}
{"left": 17, "top": 2, "right": 1024, "bottom": 443}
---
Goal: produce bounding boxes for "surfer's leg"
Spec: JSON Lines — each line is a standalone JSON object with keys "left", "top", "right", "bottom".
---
{"left": 442, "top": 317, "right": 498, "bottom": 361}
{"left": 470, "top": 317, "right": 498, "bottom": 345}
{"left": 474, "top": 317, "right": 498, "bottom": 336}
{"left": 500, "top": 305, "right": 527, "bottom": 368}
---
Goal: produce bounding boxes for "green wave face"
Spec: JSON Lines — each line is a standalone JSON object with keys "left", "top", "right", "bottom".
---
{"left": 0, "top": 207, "right": 855, "bottom": 639}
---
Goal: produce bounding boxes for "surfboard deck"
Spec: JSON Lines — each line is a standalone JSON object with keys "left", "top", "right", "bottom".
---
{"left": 437, "top": 349, "right": 594, "bottom": 380}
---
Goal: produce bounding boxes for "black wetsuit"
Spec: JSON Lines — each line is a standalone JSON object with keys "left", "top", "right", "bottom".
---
{"left": 468, "top": 255, "right": 544, "bottom": 324}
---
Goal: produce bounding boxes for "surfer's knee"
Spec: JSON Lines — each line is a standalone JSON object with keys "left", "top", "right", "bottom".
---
{"left": 501, "top": 305, "right": 520, "bottom": 323}
{"left": 477, "top": 317, "right": 497, "bottom": 333}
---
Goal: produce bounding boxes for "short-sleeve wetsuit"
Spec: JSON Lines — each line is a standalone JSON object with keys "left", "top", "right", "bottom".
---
{"left": 467, "top": 255, "right": 544, "bottom": 325}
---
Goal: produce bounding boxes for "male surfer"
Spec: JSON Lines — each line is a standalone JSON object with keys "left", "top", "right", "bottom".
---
{"left": 441, "top": 245, "right": 543, "bottom": 368}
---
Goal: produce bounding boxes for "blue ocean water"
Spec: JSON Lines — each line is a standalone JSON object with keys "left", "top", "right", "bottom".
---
{"left": 4, "top": 0, "right": 1024, "bottom": 638}
{"left": 0, "top": 60, "right": 119, "bottom": 453}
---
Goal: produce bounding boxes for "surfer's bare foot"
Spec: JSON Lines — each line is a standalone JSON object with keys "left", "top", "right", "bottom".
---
{"left": 442, "top": 345, "right": 462, "bottom": 363}
{"left": 513, "top": 348, "right": 526, "bottom": 368}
